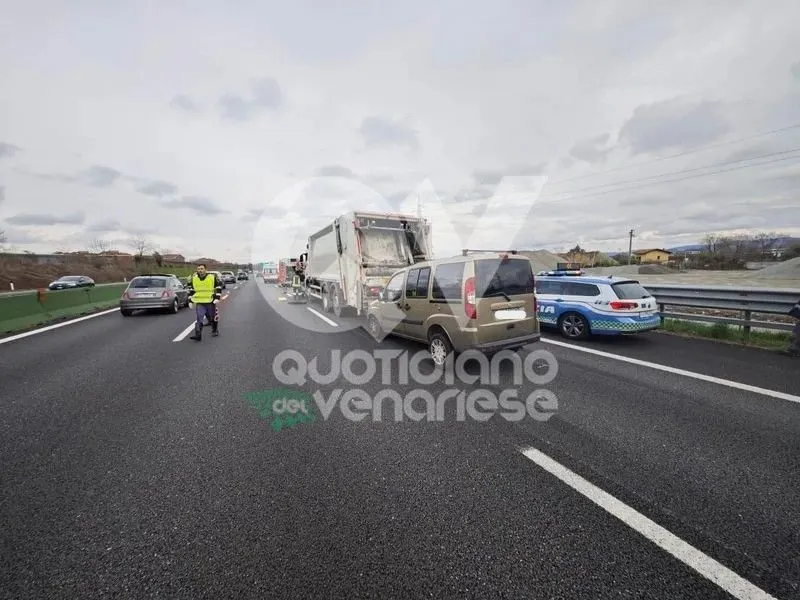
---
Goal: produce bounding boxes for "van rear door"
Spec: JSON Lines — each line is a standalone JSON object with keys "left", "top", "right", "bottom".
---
{"left": 473, "top": 257, "right": 538, "bottom": 343}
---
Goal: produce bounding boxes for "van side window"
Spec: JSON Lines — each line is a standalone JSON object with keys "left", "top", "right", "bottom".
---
{"left": 431, "top": 263, "right": 464, "bottom": 300}
{"left": 406, "top": 269, "right": 420, "bottom": 297}
{"left": 416, "top": 267, "right": 431, "bottom": 298}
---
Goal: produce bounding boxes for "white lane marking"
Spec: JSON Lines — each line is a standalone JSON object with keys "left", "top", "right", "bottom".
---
{"left": 173, "top": 322, "right": 195, "bottom": 342}
{"left": 307, "top": 307, "right": 338, "bottom": 327}
{"left": 541, "top": 338, "right": 800, "bottom": 404}
{"left": 173, "top": 294, "right": 231, "bottom": 342}
{"left": 0, "top": 308, "right": 118, "bottom": 346}
{"left": 519, "top": 446, "right": 777, "bottom": 600}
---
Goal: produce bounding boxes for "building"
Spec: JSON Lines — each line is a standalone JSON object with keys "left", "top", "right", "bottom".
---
{"left": 632, "top": 249, "right": 672, "bottom": 264}
{"left": 161, "top": 254, "right": 186, "bottom": 264}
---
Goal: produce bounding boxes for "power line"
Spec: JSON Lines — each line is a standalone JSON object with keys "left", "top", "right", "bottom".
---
{"left": 539, "top": 146, "right": 800, "bottom": 200}
{"left": 537, "top": 153, "right": 800, "bottom": 205}
{"left": 547, "top": 122, "right": 800, "bottom": 186}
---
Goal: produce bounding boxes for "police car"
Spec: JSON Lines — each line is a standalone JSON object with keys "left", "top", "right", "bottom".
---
{"left": 534, "top": 264, "right": 661, "bottom": 340}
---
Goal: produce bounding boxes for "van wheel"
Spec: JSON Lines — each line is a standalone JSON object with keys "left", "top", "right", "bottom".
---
{"left": 559, "top": 312, "right": 589, "bottom": 340}
{"left": 428, "top": 330, "right": 453, "bottom": 366}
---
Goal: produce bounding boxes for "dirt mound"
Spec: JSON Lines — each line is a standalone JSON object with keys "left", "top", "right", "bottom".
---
{"left": 749, "top": 257, "right": 800, "bottom": 280}
{"left": 638, "top": 264, "right": 678, "bottom": 275}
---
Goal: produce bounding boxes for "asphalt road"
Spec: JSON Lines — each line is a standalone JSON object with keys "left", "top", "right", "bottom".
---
{"left": 1, "top": 279, "right": 798, "bottom": 599}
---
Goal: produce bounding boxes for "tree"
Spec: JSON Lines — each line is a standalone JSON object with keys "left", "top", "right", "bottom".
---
{"left": 89, "top": 238, "right": 110, "bottom": 253}
{"left": 152, "top": 251, "right": 163, "bottom": 267}
{"left": 702, "top": 233, "right": 720, "bottom": 254}
{"left": 131, "top": 235, "right": 151, "bottom": 258}
{"left": 0, "top": 229, "right": 6, "bottom": 251}
{"left": 754, "top": 231, "right": 780, "bottom": 259}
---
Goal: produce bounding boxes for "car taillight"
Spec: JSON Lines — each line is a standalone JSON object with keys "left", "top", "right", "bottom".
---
{"left": 464, "top": 277, "right": 476, "bottom": 319}
{"left": 162, "top": 289, "right": 172, "bottom": 298}
{"left": 610, "top": 301, "right": 637, "bottom": 310}
{"left": 122, "top": 291, "right": 129, "bottom": 299}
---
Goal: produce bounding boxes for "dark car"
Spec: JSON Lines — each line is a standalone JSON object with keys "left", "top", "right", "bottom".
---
{"left": 237, "top": 270, "right": 249, "bottom": 281}
{"left": 120, "top": 275, "right": 189, "bottom": 316}
{"left": 48, "top": 275, "right": 95, "bottom": 290}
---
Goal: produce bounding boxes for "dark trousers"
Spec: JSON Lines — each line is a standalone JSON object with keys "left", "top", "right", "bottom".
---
{"left": 195, "top": 303, "right": 217, "bottom": 328}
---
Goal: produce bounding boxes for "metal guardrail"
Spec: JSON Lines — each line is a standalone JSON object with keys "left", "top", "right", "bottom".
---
{"left": 643, "top": 284, "right": 799, "bottom": 334}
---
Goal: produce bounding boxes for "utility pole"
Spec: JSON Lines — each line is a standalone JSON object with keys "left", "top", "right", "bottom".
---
{"left": 627, "top": 229, "right": 635, "bottom": 265}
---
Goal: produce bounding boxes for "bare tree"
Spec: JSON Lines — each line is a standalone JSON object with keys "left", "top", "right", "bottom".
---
{"left": 0, "top": 229, "right": 6, "bottom": 251}
{"left": 131, "top": 235, "right": 152, "bottom": 258}
{"left": 702, "top": 233, "right": 719, "bottom": 254}
{"left": 754, "top": 231, "right": 780, "bottom": 259}
{"left": 89, "top": 238, "right": 110, "bottom": 253}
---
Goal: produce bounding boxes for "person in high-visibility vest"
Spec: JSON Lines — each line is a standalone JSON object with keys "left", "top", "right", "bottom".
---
{"left": 186, "top": 263, "right": 222, "bottom": 341}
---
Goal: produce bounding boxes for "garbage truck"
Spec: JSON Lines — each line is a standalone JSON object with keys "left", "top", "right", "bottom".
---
{"left": 302, "top": 211, "right": 432, "bottom": 317}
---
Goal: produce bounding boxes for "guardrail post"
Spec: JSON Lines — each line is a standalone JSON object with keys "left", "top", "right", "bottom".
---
{"left": 743, "top": 310, "right": 751, "bottom": 342}
{"left": 9, "top": 282, "right": 13, "bottom": 291}
{"left": 658, "top": 303, "right": 665, "bottom": 325}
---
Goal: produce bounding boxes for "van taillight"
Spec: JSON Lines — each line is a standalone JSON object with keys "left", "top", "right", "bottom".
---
{"left": 464, "top": 277, "right": 476, "bottom": 319}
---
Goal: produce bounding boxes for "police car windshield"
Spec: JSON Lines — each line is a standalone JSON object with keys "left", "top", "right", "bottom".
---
{"left": 475, "top": 259, "right": 534, "bottom": 297}
{"left": 612, "top": 281, "right": 650, "bottom": 299}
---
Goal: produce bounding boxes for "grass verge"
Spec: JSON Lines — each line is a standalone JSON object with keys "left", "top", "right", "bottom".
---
{"left": 0, "top": 301, "right": 120, "bottom": 337}
{"left": 659, "top": 318, "right": 791, "bottom": 350}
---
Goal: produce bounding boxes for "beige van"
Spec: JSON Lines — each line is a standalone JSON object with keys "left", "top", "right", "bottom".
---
{"left": 366, "top": 251, "right": 541, "bottom": 365}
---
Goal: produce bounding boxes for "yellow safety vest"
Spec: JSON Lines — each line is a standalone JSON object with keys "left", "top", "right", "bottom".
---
{"left": 191, "top": 273, "right": 215, "bottom": 303}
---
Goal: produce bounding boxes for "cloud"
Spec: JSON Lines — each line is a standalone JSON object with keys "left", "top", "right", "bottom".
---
{"left": 569, "top": 133, "right": 614, "bottom": 164}
{"left": 472, "top": 164, "right": 548, "bottom": 186}
{"left": 0, "top": 186, "right": 4, "bottom": 204}
{"left": 5, "top": 211, "right": 86, "bottom": 226}
{"left": 251, "top": 77, "right": 283, "bottom": 109}
{"left": 792, "top": 61, "right": 800, "bottom": 81}
{"left": 218, "top": 93, "right": 251, "bottom": 121}
{"left": 0, "top": 142, "right": 21, "bottom": 159}
{"left": 82, "top": 165, "right": 122, "bottom": 187}
{"left": 162, "top": 196, "right": 227, "bottom": 216}
{"left": 314, "top": 165, "right": 356, "bottom": 178}
{"left": 170, "top": 94, "right": 199, "bottom": 112}
{"left": 3, "top": 228, "right": 44, "bottom": 245}
{"left": 87, "top": 218, "right": 123, "bottom": 233}
{"left": 359, "top": 116, "right": 419, "bottom": 150}
{"left": 619, "top": 98, "right": 731, "bottom": 155}
{"left": 217, "top": 77, "right": 283, "bottom": 121}
{"left": 137, "top": 180, "right": 179, "bottom": 198}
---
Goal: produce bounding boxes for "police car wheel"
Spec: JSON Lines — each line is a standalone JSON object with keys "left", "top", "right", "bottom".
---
{"left": 559, "top": 312, "right": 589, "bottom": 340}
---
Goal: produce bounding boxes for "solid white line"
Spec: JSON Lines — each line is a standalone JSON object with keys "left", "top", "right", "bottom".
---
{"left": 518, "top": 446, "right": 776, "bottom": 600}
{"left": 541, "top": 338, "right": 800, "bottom": 404}
{"left": 0, "top": 308, "right": 118, "bottom": 346}
{"left": 306, "top": 307, "right": 339, "bottom": 327}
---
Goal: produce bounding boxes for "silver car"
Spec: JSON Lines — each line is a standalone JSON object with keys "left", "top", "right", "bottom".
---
{"left": 120, "top": 275, "right": 190, "bottom": 316}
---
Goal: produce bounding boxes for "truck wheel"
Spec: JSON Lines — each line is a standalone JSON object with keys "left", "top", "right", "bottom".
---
{"left": 322, "top": 289, "right": 333, "bottom": 313}
{"left": 333, "top": 288, "right": 347, "bottom": 317}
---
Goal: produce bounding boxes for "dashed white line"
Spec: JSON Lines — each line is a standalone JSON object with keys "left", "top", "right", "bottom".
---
{"left": 518, "top": 446, "right": 776, "bottom": 600}
{"left": 541, "top": 337, "right": 800, "bottom": 404}
{"left": 0, "top": 308, "right": 118, "bottom": 346}
{"left": 173, "top": 322, "right": 196, "bottom": 342}
{"left": 173, "top": 294, "right": 231, "bottom": 342}
{"left": 306, "top": 307, "right": 339, "bottom": 327}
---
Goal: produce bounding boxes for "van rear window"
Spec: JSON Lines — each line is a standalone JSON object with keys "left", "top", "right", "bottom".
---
{"left": 475, "top": 259, "right": 534, "bottom": 298}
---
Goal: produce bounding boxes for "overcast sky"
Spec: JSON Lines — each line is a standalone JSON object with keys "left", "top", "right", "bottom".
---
{"left": 1, "top": 0, "right": 800, "bottom": 263}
